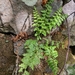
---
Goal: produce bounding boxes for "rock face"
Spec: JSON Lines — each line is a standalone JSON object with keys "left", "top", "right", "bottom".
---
{"left": 0, "top": 33, "right": 15, "bottom": 75}
{"left": 63, "top": 0, "right": 75, "bottom": 27}
{"left": 15, "top": 10, "right": 32, "bottom": 33}
{"left": 62, "top": 0, "right": 75, "bottom": 46}
{"left": 0, "top": 0, "right": 13, "bottom": 24}
{"left": 70, "top": 25, "right": 75, "bottom": 46}
{"left": 0, "top": 0, "right": 63, "bottom": 34}
{"left": 62, "top": 24, "right": 75, "bottom": 46}
{"left": 51, "top": 0, "right": 63, "bottom": 15}
{"left": 1, "top": 0, "right": 73, "bottom": 35}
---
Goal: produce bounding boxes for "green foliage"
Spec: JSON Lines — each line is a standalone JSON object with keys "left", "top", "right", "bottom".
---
{"left": 19, "top": 0, "right": 68, "bottom": 75}
{"left": 19, "top": 39, "right": 58, "bottom": 75}
{"left": 43, "top": 40, "right": 58, "bottom": 75}
{"left": 19, "top": 39, "right": 44, "bottom": 75}
{"left": 33, "top": 1, "right": 67, "bottom": 40}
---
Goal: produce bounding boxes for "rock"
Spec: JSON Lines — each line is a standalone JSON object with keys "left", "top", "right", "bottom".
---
{"left": 63, "top": 0, "right": 75, "bottom": 27}
{"left": 36, "top": 0, "right": 43, "bottom": 11}
{"left": 15, "top": 10, "right": 32, "bottom": 33}
{"left": 50, "top": 0, "right": 63, "bottom": 16}
{"left": 9, "top": 0, "right": 33, "bottom": 34}
{"left": 14, "top": 40, "right": 25, "bottom": 56}
{"left": 59, "top": 69, "right": 67, "bottom": 75}
{"left": 62, "top": 0, "right": 75, "bottom": 46}
{"left": 0, "top": 0, "right": 13, "bottom": 24}
{"left": 22, "top": 0, "right": 37, "bottom": 6}
{"left": 66, "top": 64, "right": 75, "bottom": 75}
{"left": 0, "top": 22, "right": 16, "bottom": 35}
{"left": 62, "top": 24, "right": 75, "bottom": 46}
{"left": 11, "top": 0, "right": 63, "bottom": 35}
{"left": 69, "top": 25, "right": 75, "bottom": 46}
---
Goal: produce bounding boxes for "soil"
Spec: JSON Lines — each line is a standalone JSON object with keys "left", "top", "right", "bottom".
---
{"left": 0, "top": 33, "right": 16, "bottom": 75}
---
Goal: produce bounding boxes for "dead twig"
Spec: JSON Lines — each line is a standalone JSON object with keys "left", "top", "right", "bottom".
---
{"left": 12, "top": 50, "right": 20, "bottom": 75}
{"left": 57, "top": 12, "right": 75, "bottom": 75}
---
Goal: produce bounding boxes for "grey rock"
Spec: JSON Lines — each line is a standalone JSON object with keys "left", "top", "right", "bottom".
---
{"left": 14, "top": 40, "right": 26, "bottom": 56}
{"left": 62, "top": 24, "right": 75, "bottom": 46}
{"left": 70, "top": 25, "right": 75, "bottom": 45}
{"left": 0, "top": 22, "right": 16, "bottom": 35}
{"left": 63, "top": 0, "right": 75, "bottom": 27}
{"left": 50, "top": 0, "right": 63, "bottom": 16}
{"left": 62, "top": 0, "right": 75, "bottom": 46}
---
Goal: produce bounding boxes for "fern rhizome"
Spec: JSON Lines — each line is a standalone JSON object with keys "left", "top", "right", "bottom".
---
{"left": 19, "top": 0, "right": 67, "bottom": 75}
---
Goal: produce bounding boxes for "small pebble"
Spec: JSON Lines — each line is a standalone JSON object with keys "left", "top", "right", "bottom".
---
{"left": 5, "top": 40, "right": 9, "bottom": 43}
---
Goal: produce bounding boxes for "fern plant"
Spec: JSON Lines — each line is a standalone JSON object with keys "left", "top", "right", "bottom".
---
{"left": 19, "top": 39, "right": 58, "bottom": 75}
{"left": 19, "top": 0, "right": 68, "bottom": 75}
{"left": 33, "top": 0, "right": 67, "bottom": 40}
{"left": 19, "top": 39, "right": 44, "bottom": 75}
{"left": 43, "top": 40, "right": 58, "bottom": 75}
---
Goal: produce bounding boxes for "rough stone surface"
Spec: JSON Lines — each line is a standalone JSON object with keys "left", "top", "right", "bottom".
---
{"left": 62, "top": 23, "right": 75, "bottom": 46}
{"left": 63, "top": 0, "right": 75, "bottom": 27}
{"left": 51, "top": 0, "right": 63, "bottom": 15}
{"left": 15, "top": 10, "right": 32, "bottom": 33}
{"left": 70, "top": 25, "right": 75, "bottom": 45}
{"left": 62, "top": 0, "right": 75, "bottom": 46}
{"left": 14, "top": 40, "right": 25, "bottom": 56}
{"left": 0, "top": 0, "right": 13, "bottom": 24}
{"left": 0, "top": 0, "right": 64, "bottom": 36}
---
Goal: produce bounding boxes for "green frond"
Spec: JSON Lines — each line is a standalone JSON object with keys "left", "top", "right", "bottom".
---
{"left": 19, "top": 0, "right": 68, "bottom": 75}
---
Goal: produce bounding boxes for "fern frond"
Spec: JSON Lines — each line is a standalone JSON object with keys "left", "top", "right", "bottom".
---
{"left": 33, "top": 6, "right": 67, "bottom": 40}
{"left": 19, "top": 0, "right": 68, "bottom": 75}
{"left": 33, "top": 7, "right": 47, "bottom": 40}
{"left": 19, "top": 39, "right": 44, "bottom": 75}
{"left": 43, "top": 40, "right": 58, "bottom": 75}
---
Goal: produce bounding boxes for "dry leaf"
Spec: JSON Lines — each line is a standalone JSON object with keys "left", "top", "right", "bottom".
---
{"left": 12, "top": 31, "right": 27, "bottom": 42}
{"left": 64, "top": 39, "right": 68, "bottom": 48}
{"left": 42, "top": 0, "right": 48, "bottom": 5}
